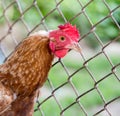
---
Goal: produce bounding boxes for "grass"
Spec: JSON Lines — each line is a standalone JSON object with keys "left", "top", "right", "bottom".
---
{"left": 34, "top": 53, "right": 120, "bottom": 116}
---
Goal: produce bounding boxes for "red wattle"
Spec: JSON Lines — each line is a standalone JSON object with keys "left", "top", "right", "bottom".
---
{"left": 55, "top": 49, "right": 69, "bottom": 58}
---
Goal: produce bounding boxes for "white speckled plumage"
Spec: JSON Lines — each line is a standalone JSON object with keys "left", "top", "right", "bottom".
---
{"left": 0, "top": 34, "right": 54, "bottom": 116}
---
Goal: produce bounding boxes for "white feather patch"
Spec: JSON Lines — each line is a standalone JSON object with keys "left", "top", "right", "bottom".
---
{"left": 30, "top": 30, "right": 49, "bottom": 37}
{"left": 13, "top": 93, "right": 17, "bottom": 100}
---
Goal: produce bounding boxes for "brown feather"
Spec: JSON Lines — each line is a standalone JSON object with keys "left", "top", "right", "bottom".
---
{"left": 1, "top": 91, "right": 37, "bottom": 116}
{"left": 0, "top": 83, "right": 14, "bottom": 112}
{"left": 0, "top": 35, "right": 54, "bottom": 115}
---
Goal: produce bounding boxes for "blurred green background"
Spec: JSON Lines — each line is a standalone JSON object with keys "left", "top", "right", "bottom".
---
{"left": 0, "top": 0, "right": 120, "bottom": 116}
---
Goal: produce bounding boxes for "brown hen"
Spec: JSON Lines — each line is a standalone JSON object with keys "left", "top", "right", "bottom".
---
{"left": 0, "top": 23, "right": 80, "bottom": 116}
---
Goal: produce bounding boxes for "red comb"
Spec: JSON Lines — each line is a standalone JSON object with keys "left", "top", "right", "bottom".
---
{"left": 58, "top": 23, "right": 80, "bottom": 42}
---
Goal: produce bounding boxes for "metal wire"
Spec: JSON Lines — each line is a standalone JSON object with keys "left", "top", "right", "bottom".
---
{"left": 0, "top": 0, "right": 120, "bottom": 116}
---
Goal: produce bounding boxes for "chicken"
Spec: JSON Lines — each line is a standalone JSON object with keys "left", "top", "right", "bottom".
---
{"left": 0, "top": 23, "right": 80, "bottom": 116}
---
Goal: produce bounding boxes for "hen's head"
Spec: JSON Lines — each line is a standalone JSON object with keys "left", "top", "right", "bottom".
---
{"left": 49, "top": 23, "right": 80, "bottom": 58}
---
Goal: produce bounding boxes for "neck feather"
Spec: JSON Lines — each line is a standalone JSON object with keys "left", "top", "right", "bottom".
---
{"left": 30, "top": 30, "right": 49, "bottom": 37}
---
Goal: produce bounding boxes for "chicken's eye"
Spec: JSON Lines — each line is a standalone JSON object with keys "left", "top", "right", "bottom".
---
{"left": 60, "top": 36, "right": 66, "bottom": 41}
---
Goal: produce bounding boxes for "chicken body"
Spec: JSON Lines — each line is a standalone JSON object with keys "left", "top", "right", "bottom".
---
{"left": 0, "top": 23, "right": 80, "bottom": 116}
{"left": 0, "top": 35, "right": 54, "bottom": 116}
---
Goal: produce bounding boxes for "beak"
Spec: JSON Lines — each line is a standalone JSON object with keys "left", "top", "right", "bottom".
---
{"left": 65, "top": 42, "right": 81, "bottom": 53}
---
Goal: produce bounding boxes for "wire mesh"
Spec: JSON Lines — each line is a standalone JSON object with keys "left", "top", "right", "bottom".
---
{"left": 0, "top": 0, "right": 120, "bottom": 116}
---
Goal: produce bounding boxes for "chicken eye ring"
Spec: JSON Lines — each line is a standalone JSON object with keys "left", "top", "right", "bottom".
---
{"left": 59, "top": 36, "right": 66, "bottom": 41}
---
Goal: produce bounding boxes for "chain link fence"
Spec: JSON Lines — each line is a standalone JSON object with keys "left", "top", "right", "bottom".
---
{"left": 0, "top": 0, "right": 120, "bottom": 116}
